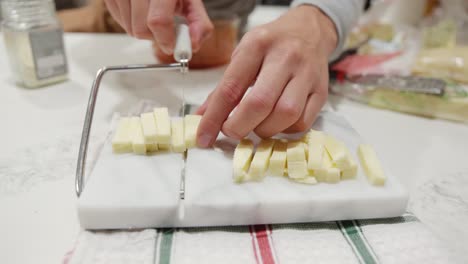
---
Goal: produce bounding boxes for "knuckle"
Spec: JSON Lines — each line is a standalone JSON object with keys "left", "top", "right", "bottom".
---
{"left": 245, "top": 93, "right": 273, "bottom": 113}
{"left": 277, "top": 101, "right": 302, "bottom": 120}
{"left": 222, "top": 124, "right": 246, "bottom": 140}
{"left": 279, "top": 41, "right": 303, "bottom": 66}
{"left": 147, "top": 14, "right": 172, "bottom": 29}
{"left": 254, "top": 128, "right": 274, "bottom": 139}
{"left": 219, "top": 80, "right": 243, "bottom": 106}
{"left": 242, "top": 28, "right": 270, "bottom": 52}
{"left": 133, "top": 28, "right": 152, "bottom": 39}
{"left": 289, "top": 119, "right": 309, "bottom": 133}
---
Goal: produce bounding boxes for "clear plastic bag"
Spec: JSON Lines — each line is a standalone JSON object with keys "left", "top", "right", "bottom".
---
{"left": 331, "top": 79, "right": 468, "bottom": 124}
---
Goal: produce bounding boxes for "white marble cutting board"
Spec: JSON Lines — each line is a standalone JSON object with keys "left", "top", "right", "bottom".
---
{"left": 78, "top": 112, "right": 408, "bottom": 229}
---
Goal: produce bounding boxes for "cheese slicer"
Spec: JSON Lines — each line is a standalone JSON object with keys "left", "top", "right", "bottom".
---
{"left": 75, "top": 23, "right": 192, "bottom": 198}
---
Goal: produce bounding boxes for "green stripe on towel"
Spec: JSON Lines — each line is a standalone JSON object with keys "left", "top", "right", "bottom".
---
{"left": 338, "top": 220, "right": 379, "bottom": 264}
{"left": 157, "top": 229, "right": 175, "bottom": 264}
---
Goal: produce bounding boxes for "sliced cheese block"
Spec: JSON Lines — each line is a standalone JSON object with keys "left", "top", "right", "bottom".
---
{"left": 112, "top": 117, "right": 132, "bottom": 153}
{"left": 153, "top": 107, "right": 171, "bottom": 144}
{"left": 341, "top": 151, "right": 358, "bottom": 180}
{"left": 233, "top": 139, "right": 254, "bottom": 183}
{"left": 184, "top": 115, "right": 202, "bottom": 148}
{"left": 326, "top": 168, "right": 340, "bottom": 183}
{"left": 307, "top": 130, "right": 326, "bottom": 170}
{"left": 325, "top": 135, "right": 352, "bottom": 169}
{"left": 287, "top": 141, "right": 308, "bottom": 179}
{"left": 171, "top": 118, "right": 186, "bottom": 153}
{"left": 140, "top": 112, "right": 158, "bottom": 143}
{"left": 268, "top": 140, "right": 287, "bottom": 176}
{"left": 314, "top": 150, "right": 333, "bottom": 182}
{"left": 129, "top": 117, "right": 147, "bottom": 155}
{"left": 248, "top": 139, "right": 275, "bottom": 180}
{"left": 158, "top": 143, "right": 172, "bottom": 151}
{"left": 146, "top": 143, "right": 159, "bottom": 152}
{"left": 292, "top": 176, "right": 317, "bottom": 185}
{"left": 358, "top": 144, "right": 386, "bottom": 186}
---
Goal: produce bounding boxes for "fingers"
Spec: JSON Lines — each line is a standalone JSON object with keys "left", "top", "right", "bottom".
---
{"left": 115, "top": 0, "right": 132, "bottom": 35}
{"left": 147, "top": 0, "right": 178, "bottom": 54}
{"left": 183, "top": 0, "right": 213, "bottom": 51}
{"left": 221, "top": 57, "right": 292, "bottom": 139}
{"left": 131, "top": 0, "right": 152, "bottom": 39}
{"left": 253, "top": 76, "right": 310, "bottom": 138}
{"left": 104, "top": 0, "right": 123, "bottom": 26}
{"left": 196, "top": 46, "right": 264, "bottom": 147}
{"left": 284, "top": 86, "right": 328, "bottom": 134}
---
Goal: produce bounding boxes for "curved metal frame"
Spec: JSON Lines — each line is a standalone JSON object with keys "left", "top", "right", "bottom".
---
{"left": 75, "top": 61, "right": 188, "bottom": 197}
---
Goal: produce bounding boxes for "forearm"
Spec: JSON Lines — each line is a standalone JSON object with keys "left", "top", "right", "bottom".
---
{"left": 291, "top": 0, "right": 365, "bottom": 60}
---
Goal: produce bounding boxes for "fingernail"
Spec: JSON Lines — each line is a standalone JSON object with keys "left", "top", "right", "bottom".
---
{"left": 198, "top": 133, "right": 212, "bottom": 148}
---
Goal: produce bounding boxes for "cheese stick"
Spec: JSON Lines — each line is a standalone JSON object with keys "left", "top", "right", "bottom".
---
{"left": 171, "top": 118, "right": 186, "bottom": 152}
{"left": 307, "top": 130, "right": 326, "bottom": 170}
{"left": 233, "top": 139, "right": 254, "bottom": 183}
{"left": 248, "top": 139, "right": 275, "bottom": 180}
{"left": 129, "top": 117, "right": 147, "bottom": 155}
{"left": 287, "top": 141, "right": 308, "bottom": 179}
{"left": 112, "top": 117, "right": 132, "bottom": 153}
{"left": 153, "top": 107, "right": 171, "bottom": 144}
{"left": 358, "top": 144, "right": 386, "bottom": 186}
{"left": 184, "top": 115, "right": 202, "bottom": 148}
{"left": 268, "top": 140, "right": 287, "bottom": 176}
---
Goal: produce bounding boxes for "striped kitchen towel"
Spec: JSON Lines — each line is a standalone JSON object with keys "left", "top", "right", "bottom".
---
{"left": 66, "top": 214, "right": 456, "bottom": 264}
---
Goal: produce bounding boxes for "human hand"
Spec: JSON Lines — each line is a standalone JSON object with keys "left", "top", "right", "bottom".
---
{"left": 196, "top": 5, "right": 338, "bottom": 147}
{"left": 104, "top": 0, "right": 213, "bottom": 53}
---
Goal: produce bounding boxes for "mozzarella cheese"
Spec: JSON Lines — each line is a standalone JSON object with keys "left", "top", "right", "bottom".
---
{"left": 129, "top": 117, "right": 147, "bottom": 155}
{"left": 112, "top": 117, "right": 132, "bottom": 153}
{"left": 184, "top": 115, "right": 202, "bottom": 148}
{"left": 287, "top": 141, "right": 308, "bottom": 179}
{"left": 233, "top": 139, "right": 254, "bottom": 183}
{"left": 268, "top": 140, "right": 287, "bottom": 176}
{"left": 325, "top": 136, "right": 352, "bottom": 170}
{"left": 307, "top": 130, "right": 326, "bottom": 170}
{"left": 358, "top": 144, "right": 386, "bottom": 186}
{"left": 153, "top": 107, "right": 171, "bottom": 144}
{"left": 248, "top": 139, "right": 275, "bottom": 180}
{"left": 171, "top": 118, "right": 186, "bottom": 152}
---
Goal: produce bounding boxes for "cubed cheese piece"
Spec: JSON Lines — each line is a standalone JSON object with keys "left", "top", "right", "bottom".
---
{"left": 268, "top": 140, "right": 287, "bottom": 176}
{"left": 129, "top": 117, "right": 147, "bottom": 155}
{"left": 140, "top": 112, "right": 158, "bottom": 143}
{"left": 307, "top": 130, "right": 326, "bottom": 170}
{"left": 325, "top": 135, "right": 351, "bottom": 169}
{"left": 292, "top": 177, "right": 318, "bottom": 185}
{"left": 326, "top": 168, "right": 340, "bottom": 183}
{"left": 153, "top": 107, "right": 171, "bottom": 144}
{"left": 158, "top": 143, "right": 172, "bottom": 151}
{"left": 248, "top": 139, "right": 275, "bottom": 180}
{"left": 112, "top": 117, "right": 132, "bottom": 153}
{"left": 171, "top": 118, "right": 186, "bottom": 152}
{"left": 314, "top": 150, "right": 333, "bottom": 182}
{"left": 184, "top": 115, "right": 202, "bottom": 148}
{"left": 287, "top": 141, "right": 308, "bottom": 179}
{"left": 146, "top": 143, "right": 159, "bottom": 152}
{"left": 358, "top": 144, "right": 386, "bottom": 186}
{"left": 233, "top": 139, "right": 254, "bottom": 183}
{"left": 341, "top": 151, "right": 358, "bottom": 180}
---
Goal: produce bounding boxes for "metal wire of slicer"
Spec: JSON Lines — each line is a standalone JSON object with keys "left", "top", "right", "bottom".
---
{"left": 75, "top": 24, "right": 192, "bottom": 198}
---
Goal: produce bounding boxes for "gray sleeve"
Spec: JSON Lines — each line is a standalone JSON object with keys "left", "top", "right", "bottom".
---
{"left": 291, "top": 0, "right": 365, "bottom": 60}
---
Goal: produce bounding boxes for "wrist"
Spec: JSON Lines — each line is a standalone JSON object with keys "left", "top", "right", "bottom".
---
{"left": 294, "top": 5, "right": 338, "bottom": 57}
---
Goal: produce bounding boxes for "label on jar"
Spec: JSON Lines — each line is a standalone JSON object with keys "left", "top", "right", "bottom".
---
{"left": 29, "top": 29, "right": 68, "bottom": 80}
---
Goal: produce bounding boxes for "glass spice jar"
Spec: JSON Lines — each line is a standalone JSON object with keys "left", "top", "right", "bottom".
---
{"left": 1, "top": 0, "right": 68, "bottom": 88}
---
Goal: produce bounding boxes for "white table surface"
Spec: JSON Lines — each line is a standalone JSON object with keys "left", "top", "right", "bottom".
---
{"left": 1, "top": 6, "right": 467, "bottom": 264}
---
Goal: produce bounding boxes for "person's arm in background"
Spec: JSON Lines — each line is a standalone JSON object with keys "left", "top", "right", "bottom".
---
{"left": 196, "top": 0, "right": 365, "bottom": 147}
{"left": 291, "top": 0, "right": 365, "bottom": 61}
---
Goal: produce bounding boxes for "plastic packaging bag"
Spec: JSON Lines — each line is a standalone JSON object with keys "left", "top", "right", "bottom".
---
{"left": 331, "top": 79, "right": 468, "bottom": 124}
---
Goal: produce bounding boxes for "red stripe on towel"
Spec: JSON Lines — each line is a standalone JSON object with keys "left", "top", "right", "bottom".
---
{"left": 251, "top": 225, "right": 276, "bottom": 264}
